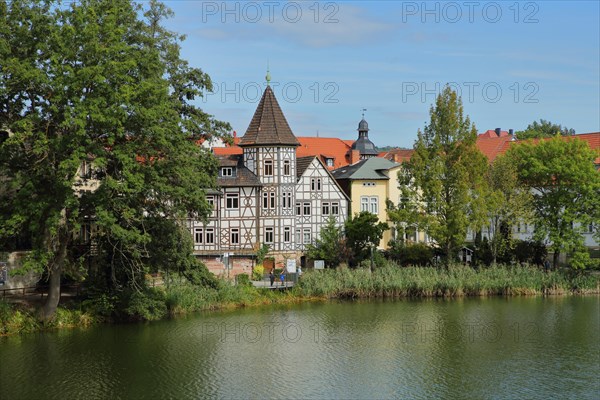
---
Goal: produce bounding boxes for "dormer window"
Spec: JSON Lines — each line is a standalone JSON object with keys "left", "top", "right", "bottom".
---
{"left": 221, "top": 167, "right": 234, "bottom": 177}
{"left": 325, "top": 158, "right": 334, "bottom": 167}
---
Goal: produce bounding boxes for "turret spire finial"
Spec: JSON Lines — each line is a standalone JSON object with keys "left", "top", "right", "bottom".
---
{"left": 361, "top": 108, "right": 367, "bottom": 119}
{"left": 266, "top": 60, "right": 271, "bottom": 86}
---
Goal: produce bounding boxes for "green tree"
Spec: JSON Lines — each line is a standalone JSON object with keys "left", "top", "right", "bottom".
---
{"left": 0, "top": 0, "right": 229, "bottom": 320}
{"left": 305, "top": 216, "right": 349, "bottom": 268}
{"left": 485, "top": 153, "right": 533, "bottom": 263}
{"left": 344, "top": 212, "right": 388, "bottom": 268}
{"left": 508, "top": 137, "right": 600, "bottom": 268}
{"left": 516, "top": 119, "right": 575, "bottom": 140}
{"left": 400, "top": 86, "right": 489, "bottom": 264}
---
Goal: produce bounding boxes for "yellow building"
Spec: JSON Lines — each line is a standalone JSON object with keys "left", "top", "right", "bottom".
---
{"left": 331, "top": 157, "right": 403, "bottom": 249}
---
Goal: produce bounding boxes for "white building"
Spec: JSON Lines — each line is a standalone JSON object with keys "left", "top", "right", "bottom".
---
{"left": 190, "top": 84, "right": 348, "bottom": 276}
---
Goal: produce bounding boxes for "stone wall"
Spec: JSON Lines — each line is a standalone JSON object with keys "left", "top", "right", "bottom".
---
{"left": 0, "top": 251, "right": 42, "bottom": 290}
{"left": 200, "top": 256, "right": 254, "bottom": 279}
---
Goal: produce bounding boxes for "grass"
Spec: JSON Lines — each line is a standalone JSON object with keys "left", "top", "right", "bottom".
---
{"left": 0, "top": 300, "right": 97, "bottom": 336}
{"left": 1, "top": 262, "right": 598, "bottom": 336}
{"left": 296, "top": 263, "right": 600, "bottom": 298}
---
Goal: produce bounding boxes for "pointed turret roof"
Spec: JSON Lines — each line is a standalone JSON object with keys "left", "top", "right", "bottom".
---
{"left": 239, "top": 86, "right": 300, "bottom": 147}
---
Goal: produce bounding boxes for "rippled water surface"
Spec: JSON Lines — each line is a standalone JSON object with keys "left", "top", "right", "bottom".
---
{"left": 1, "top": 296, "right": 599, "bottom": 399}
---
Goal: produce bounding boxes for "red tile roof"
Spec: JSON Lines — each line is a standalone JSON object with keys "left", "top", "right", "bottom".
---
{"left": 213, "top": 146, "right": 242, "bottom": 156}
{"left": 296, "top": 137, "right": 353, "bottom": 169}
{"left": 378, "top": 148, "right": 414, "bottom": 163}
{"left": 478, "top": 129, "right": 511, "bottom": 139}
{"left": 494, "top": 132, "right": 600, "bottom": 164}
{"left": 476, "top": 135, "right": 513, "bottom": 162}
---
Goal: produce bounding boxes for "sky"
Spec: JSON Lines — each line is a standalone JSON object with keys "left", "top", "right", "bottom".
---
{"left": 161, "top": 1, "right": 600, "bottom": 148}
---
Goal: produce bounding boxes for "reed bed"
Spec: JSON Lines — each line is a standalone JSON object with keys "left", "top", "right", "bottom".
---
{"left": 296, "top": 263, "right": 600, "bottom": 298}
{"left": 2, "top": 263, "right": 598, "bottom": 336}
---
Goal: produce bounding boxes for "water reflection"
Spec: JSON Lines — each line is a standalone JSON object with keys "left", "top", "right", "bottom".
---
{"left": 1, "top": 297, "right": 598, "bottom": 399}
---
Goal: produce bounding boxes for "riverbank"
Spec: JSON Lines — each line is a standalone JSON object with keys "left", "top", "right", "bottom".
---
{"left": 1, "top": 264, "right": 599, "bottom": 336}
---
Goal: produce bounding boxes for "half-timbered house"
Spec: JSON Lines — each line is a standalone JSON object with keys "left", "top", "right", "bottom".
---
{"left": 190, "top": 84, "right": 348, "bottom": 276}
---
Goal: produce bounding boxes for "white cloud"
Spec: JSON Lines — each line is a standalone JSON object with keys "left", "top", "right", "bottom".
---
{"left": 191, "top": 3, "right": 394, "bottom": 48}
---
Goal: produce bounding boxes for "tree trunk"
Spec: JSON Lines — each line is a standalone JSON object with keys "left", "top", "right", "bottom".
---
{"left": 38, "top": 263, "right": 62, "bottom": 322}
{"left": 38, "top": 225, "right": 69, "bottom": 322}
{"left": 553, "top": 251, "right": 560, "bottom": 269}
{"left": 445, "top": 241, "right": 452, "bottom": 268}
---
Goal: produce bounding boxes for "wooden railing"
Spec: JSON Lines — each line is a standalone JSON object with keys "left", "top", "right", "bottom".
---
{"left": 0, "top": 284, "right": 82, "bottom": 298}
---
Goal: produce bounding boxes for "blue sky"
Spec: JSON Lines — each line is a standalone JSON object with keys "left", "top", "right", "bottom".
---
{"left": 162, "top": 1, "right": 600, "bottom": 148}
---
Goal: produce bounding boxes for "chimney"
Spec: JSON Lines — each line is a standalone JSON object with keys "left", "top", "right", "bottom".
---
{"left": 233, "top": 131, "right": 237, "bottom": 138}
{"left": 495, "top": 128, "right": 501, "bottom": 137}
{"left": 350, "top": 149, "right": 361, "bottom": 164}
{"left": 509, "top": 129, "right": 514, "bottom": 136}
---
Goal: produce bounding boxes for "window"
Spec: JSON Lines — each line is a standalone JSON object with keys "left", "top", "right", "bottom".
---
{"left": 295, "top": 229, "right": 301, "bottom": 243}
{"left": 587, "top": 223, "right": 595, "bottom": 233}
{"left": 282, "top": 192, "right": 292, "bottom": 208}
{"left": 326, "top": 158, "right": 334, "bottom": 167}
{"left": 222, "top": 167, "right": 233, "bottom": 177}
{"left": 331, "top": 202, "right": 339, "bottom": 215}
{"left": 264, "top": 160, "right": 273, "bottom": 176}
{"left": 284, "top": 227, "right": 291, "bottom": 243}
{"left": 207, "top": 196, "right": 214, "bottom": 207}
{"left": 370, "top": 197, "right": 378, "bottom": 214}
{"left": 194, "top": 229, "right": 203, "bottom": 244}
{"left": 263, "top": 192, "right": 276, "bottom": 209}
{"left": 283, "top": 160, "right": 291, "bottom": 176}
{"left": 362, "top": 182, "right": 375, "bottom": 187}
{"left": 322, "top": 202, "right": 330, "bottom": 215}
{"left": 311, "top": 178, "right": 322, "bottom": 191}
{"left": 265, "top": 227, "right": 274, "bottom": 244}
{"left": 80, "top": 160, "right": 93, "bottom": 179}
{"left": 226, "top": 194, "right": 239, "bottom": 209}
{"left": 205, "top": 228, "right": 214, "bottom": 244}
{"left": 231, "top": 228, "right": 239, "bottom": 245}
{"left": 361, "top": 196, "right": 378, "bottom": 214}
{"left": 296, "top": 202, "right": 301, "bottom": 215}
{"left": 361, "top": 196, "right": 369, "bottom": 212}
{"left": 80, "top": 224, "right": 91, "bottom": 243}
{"left": 303, "top": 229, "right": 311, "bottom": 244}
{"left": 303, "top": 202, "right": 311, "bottom": 215}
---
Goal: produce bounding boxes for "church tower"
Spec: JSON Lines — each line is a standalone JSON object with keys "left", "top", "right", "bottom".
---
{"left": 351, "top": 114, "right": 378, "bottom": 159}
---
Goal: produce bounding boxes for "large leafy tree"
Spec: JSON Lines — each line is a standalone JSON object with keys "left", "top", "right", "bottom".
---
{"left": 507, "top": 137, "right": 600, "bottom": 268}
{"left": 399, "top": 86, "right": 489, "bottom": 263}
{"left": 484, "top": 153, "right": 533, "bottom": 264}
{"left": 344, "top": 211, "right": 388, "bottom": 268}
{"left": 516, "top": 119, "right": 575, "bottom": 140}
{"left": 0, "top": 0, "right": 229, "bottom": 320}
{"left": 305, "top": 216, "right": 350, "bottom": 268}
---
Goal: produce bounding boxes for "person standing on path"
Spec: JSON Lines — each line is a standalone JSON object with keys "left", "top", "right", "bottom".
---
{"left": 269, "top": 269, "right": 275, "bottom": 287}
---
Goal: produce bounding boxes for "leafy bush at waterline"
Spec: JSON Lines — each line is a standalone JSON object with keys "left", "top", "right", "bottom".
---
{"left": 0, "top": 300, "right": 96, "bottom": 336}
{"left": 296, "top": 263, "right": 600, "bottom": 298}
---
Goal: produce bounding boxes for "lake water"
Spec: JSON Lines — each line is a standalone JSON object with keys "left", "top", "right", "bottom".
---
{"left": 1, "top": 296, "right": 599, "bottom": 399}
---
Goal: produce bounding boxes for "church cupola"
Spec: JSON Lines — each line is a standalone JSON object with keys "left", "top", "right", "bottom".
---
{"left": 351, "top": 111, "right": 378, "bottom": 159}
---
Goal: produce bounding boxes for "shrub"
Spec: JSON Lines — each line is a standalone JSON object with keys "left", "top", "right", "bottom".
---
{"left": 120, "top": 288, "right": 167, "bottom": 321}
{"left": 513, "top": 239, "right": 547, "bottom": 265}
{"left": 252, "top": 264, "right": 265, "bottom": 281}
{"left": 387, "top": 241, "right": 434, "bottom": 266}
{"left": 81, "top": 293, "right": 118, "bottom": 319}
{"left": 236, "top": 273, "right": 252, "bottom": 286}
